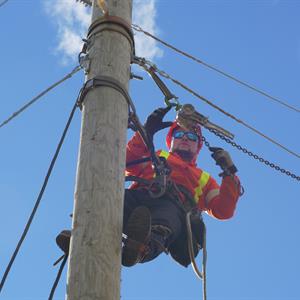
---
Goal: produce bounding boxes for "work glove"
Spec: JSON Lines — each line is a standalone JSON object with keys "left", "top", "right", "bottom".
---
{"left": 209, "top": 147, "right": 238, "bottom": 177}
{"left": 144, "top": 106, "right": 173, "bottom": 142}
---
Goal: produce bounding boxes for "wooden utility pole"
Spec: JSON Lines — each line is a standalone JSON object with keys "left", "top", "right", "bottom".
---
{"left": 66, "top": 1, "right": 132, "bottom": 299}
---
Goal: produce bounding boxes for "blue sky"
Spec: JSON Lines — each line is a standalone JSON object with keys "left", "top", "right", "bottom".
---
{"left": 1, "top": 0, "right": 300, "bottom": 299}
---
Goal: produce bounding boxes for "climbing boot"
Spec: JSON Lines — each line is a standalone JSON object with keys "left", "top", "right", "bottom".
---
{"left": 56, "top": 230, "right": 71, "bottom": 254}
{"left": 122, "top": 206, "right": 151, "bottom": 267}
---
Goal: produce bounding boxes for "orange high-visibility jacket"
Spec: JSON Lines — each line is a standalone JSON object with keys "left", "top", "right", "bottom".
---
{"left": 126, "top": 132, "right": 241, "bottom": 220}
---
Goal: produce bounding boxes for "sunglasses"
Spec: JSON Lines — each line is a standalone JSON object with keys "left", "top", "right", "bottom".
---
{"left": 173, "top": 131, "right": 199, "bottom": 142}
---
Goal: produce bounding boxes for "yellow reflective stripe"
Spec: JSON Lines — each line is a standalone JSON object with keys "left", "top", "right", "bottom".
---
{"left": 194, "top": 171, "right": 210, "bottom": 203}
{"left": 153, "top": 150, "right": 170, "bottom": 178}
{"left": 158, "top": 150, "right": 170, "bottom": 160}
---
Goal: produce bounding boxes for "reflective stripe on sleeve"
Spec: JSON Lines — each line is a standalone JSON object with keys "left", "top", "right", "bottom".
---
{"left": 194, "top": 171, "right": 210, "bottom": 203}
{"left": 205, "top": 189, "right": 220, "bottom": 206}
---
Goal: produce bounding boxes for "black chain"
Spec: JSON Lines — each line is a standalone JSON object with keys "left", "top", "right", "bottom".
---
{"left": 202, "top": 129, "right": 300, "bottom": 182}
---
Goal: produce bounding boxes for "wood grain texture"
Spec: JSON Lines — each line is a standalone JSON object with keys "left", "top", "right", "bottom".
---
{"left": 66, "top": 1, "right": 132, "bottom": 299}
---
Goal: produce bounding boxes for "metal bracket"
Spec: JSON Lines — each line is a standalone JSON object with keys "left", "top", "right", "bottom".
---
{"left": 176, "top": 104, "right": 235, "bottom": 139}
{"left": 130, "top": 73, "right": 143, "bottom": 81}
{"left": 77, "top": 75, "right": 135, "bottom": 113}
{"left": 87, "top": 15, "right": 135, "bottom": 55}
{"left": 79, "top": 54, "right": 91, "bottom": 74}
{"left": 133, "top": 56, "right": 180, "bottom": 110}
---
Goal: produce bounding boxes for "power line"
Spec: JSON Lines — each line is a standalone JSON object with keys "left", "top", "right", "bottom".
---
{"left": 0, "top": 99, "right": 78, "bottom": 294}
{"left": 0, "top": 66, "right": 82, "bottom": 129}
{"left": 0, "top": 0, "right": 9, "bottom": 8}
{"left": 48, "top": 255, "right": 68, "bottom": 300}
{"left": 136, "top": 58, "right": 300, "bottom": 160}
{"left": 132, "top": 24, "right": 300, "bottom": 114}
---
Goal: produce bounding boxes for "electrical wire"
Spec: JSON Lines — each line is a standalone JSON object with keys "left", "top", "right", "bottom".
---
{"left": 48, "top": 255, "right": 68, "bottom": 300}
{"left": 167, "top": 74, "right": 300, "bottom": 159}
{"left": 0, "top": 0, "right": 9, "bottom": 8}
{"left": 0, "top": 66, "right": 82, "bottom": 129}
{"left": 135, "top": 58, "right": 300, "bottom": 159}
{"left": 0, "top": 99, "right": 78, "bottom": 294}
{"left": 132, "top": 24, "right": 300, "bottom": 114}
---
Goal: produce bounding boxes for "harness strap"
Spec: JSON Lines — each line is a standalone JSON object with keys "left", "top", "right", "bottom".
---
{"left": 126, "top": 157, "right": 152, "bottom": 167}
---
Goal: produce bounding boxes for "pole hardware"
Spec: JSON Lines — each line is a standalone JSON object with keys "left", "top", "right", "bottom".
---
{"left": 130, "top": 73, "right": 143, "bottom": 81}
{"left": 133, "top": 56, "right": 234, "bottom": 139}
{"left": 87, "top": 15, "right": 135, "bottom": 56}
{"left": 78, "top": 39, "right": 90, "bottom": 74}
{"left": 133, "top": 56, "right": 181, "bottom": 110}
{"left": 77, "top": 75, "right": 135, "bottom": 112}
{"left": 176, "top": 104, "right": 235, "bottom": 140}
{"left": 76, "top": 75, "right": 166, "bottom": 182}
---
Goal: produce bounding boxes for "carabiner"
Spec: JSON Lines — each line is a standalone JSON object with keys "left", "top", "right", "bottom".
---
{"left": 165, "top": 97, "right": 182, "bottom": 111}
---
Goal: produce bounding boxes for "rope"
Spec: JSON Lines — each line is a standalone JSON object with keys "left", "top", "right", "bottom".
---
{"left": 137, "top": 60, "right": 300, "bottom": 159}
{"left": 132, "top": 24, "right": 300, "bottom": 114}
{"left": 0, "top": 66, "right": 82, "bottom": 129}
{"left": 48, "top": 255, "right": 68, "bottom": 300}
{"left": 186, "top": 212, "right": 207, "bottom": 300}
{"left": 0, "top": 99, "right": 78, "bottom": 294}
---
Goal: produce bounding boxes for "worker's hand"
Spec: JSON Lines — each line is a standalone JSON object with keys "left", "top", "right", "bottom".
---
{"left": 209, "top": 147, "right": 238, "bottom": 177}
{"left": 144, "top": 106, "right": 173, "bottom": 141}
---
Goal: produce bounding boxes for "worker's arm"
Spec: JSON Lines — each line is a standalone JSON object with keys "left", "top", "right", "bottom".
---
{"left": 126, "top": 106, "right": 172, "bottom": 173}
{"left": 200, "top": 146, "right": 241, "bottom": 219}
{"left": 126, "top": 131, "right": 150, "bottom": 163}
{"left": 202, "top": 175, "right": 241, "bottom": 219}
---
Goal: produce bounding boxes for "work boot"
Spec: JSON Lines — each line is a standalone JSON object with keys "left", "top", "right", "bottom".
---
{"left": 122, "top": 206, "right": 151, "bottom": 267}
{"left": 141, "top": 225, "right": 172, "bottom": 263}
{"left": 56, "top": 230, "right": 71, "bottom": 254}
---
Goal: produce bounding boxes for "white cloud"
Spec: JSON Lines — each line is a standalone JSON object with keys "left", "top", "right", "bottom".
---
{"left": 44, "top": 0, "right": 162, "bottom": 64}
{"left": 44, "top": 0, "right": 91, "bottom": 64}
{"left": 133, "top": 0, "right": 163, "bottom": 59}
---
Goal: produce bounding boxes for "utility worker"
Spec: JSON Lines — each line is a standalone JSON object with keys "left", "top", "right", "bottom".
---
{"left": 56, "top": 106, "right": 242, "bottom": 268}
{"left": 122, "top": 106, "right": 242, "bottom": 267}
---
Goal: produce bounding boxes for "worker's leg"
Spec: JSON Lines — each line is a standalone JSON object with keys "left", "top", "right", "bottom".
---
{"left": 122, "top": 205, "right": 151, "bottom": 267}
{"left": 141, "top": 197, "right": 184, "bottom": 263}
{"left": 122, "top": 189, "right": 185, "bottom": 266}
{"left": 123, "top": 188, "right": 153, "bottom": 228}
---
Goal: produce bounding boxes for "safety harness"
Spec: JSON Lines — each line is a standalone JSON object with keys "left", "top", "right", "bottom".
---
{"left": 126, "top": 62, "right": 239, "bottom": 300}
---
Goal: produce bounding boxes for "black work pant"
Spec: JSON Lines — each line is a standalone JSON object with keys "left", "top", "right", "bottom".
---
{"left": 123, "top": 188, "right": 185, "bottom": 262}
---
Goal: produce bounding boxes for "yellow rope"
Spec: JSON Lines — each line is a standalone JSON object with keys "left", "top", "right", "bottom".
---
{"left": 97, "top": 0, "right": 108, "bottom": 15}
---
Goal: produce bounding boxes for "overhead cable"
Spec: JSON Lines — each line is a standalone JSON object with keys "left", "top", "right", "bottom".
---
{"left": 48, "top": 255, "right": 68, "bottom": 300}
{"left": 132, "top": 24, "right": 300, "bottom": 114}
{"left": 0, "top": 0, "right": 9, "bottom": 8}
{"left": 135, "top": 58, "right": 300, "bottom": 159}
{"left": 0, "top": 99, "right": 78, "bottom": 294}
{"left": 0, "top": 66, "right": 82, "bottom": 129}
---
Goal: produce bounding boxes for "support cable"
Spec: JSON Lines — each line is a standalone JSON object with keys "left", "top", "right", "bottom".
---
{"left": 134, "top": 58, "right": 300, "bottom": 159}
{"left": 48, "top": 255, "right": 68, "bottom": 300}
{"left": 0, "top": 66, "right": 82, "bottom": 129}
{"left": 0, "top": 0, "right": 9, "bottom": 8}
{"left": 0, "top": 99, "right": 78, "bottom": 294}
{"left": 132, "top": 24, "right": 300, "bottom": 114}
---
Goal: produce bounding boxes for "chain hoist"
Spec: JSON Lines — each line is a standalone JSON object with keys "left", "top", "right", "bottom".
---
{"left": 202, "top": 129, "right": 300, "bottom": 181}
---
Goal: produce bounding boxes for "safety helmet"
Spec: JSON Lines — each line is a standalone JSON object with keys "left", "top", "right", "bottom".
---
{"left": 166, "top": 121, "right": 203, "bottom": 152}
